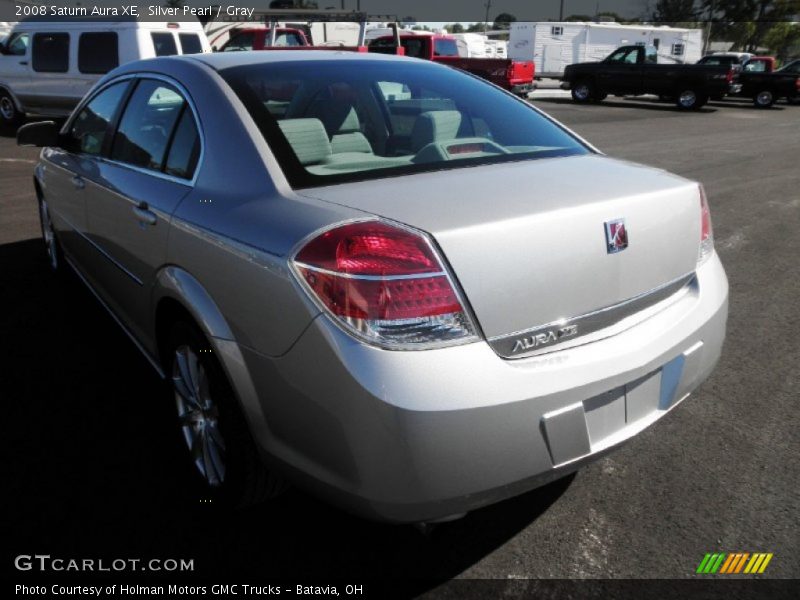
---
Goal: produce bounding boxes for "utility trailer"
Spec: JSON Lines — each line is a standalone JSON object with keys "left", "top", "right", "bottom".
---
{"left": 509, "top": 21, "right": 703, "bottom": 79}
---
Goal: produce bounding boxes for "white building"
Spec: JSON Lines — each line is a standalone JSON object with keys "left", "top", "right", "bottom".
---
{"left": 509, "top": 22, "right": 704, "bottom": 78}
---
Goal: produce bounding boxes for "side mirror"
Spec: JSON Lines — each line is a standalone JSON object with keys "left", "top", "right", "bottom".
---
{"left": 17, "top": 121, "right": 60, "bottom": 147}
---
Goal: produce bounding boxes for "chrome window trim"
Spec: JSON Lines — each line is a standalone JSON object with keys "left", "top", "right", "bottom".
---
{"left": 63, "top": 72, "right": 205, "bottom": 187}
{"left": 488, "top": 272, "right": 697, "bottom": 359}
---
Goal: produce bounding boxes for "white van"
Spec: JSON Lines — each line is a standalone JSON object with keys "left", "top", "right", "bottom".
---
{"left": 0, "top": 19, "right": 210, "bottom": 126}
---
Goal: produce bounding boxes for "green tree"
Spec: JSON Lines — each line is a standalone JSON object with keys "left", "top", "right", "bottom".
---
{"left": 466, "top": 23, "right": 486, "bottom": 32}
{"left": 653, "top": 0, "right": 698, "bottom": 23}
{"left": 701, "top": 0, "right": 800, "bottom": 52}
{"left": 493, "top": 13, "right": 517, "bottom": 30}
{"left": 763, "top": 21, "right": 800, "bottom": 60}
{"left": 445, "top": 23, "right": 466, "bottom": 34}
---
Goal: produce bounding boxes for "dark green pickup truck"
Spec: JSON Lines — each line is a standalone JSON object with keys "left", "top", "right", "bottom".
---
{"left": 562, "top": 45, "right": 732, "bottom": 110}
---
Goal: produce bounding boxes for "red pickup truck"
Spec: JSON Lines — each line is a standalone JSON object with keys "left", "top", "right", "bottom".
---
{"left": 369, "top": 34, "right": 535, "bottom": 96}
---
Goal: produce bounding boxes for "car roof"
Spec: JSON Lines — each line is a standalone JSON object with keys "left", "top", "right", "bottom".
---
{"left": 187, "top": 49, "right": 411, "bottom": 71}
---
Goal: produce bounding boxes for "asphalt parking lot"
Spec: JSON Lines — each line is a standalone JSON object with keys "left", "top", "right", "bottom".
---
{"left": 1, "top": 96, "right": 798, "bottom": 591}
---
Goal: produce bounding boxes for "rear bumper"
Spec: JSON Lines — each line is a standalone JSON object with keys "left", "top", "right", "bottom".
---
{"left": 510, "top": 82, "right": 536, "bottom": 95}
{"left": 227, "top": 253, "right": 728, "bottom": 523}
{"left": 560, "top": 81, "right": 571, "bottom": 90}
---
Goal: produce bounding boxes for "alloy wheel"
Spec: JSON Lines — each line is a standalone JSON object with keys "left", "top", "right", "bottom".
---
{"left": 756, "top": 91, "right": 773, "bottom": 107}
{"left": 573, "top": 84, "right": 590, "bottom": 101}
{"left": 172, "top": 345, "right": 227, "bottom": 487}
{"left": 0, "top": 96, "right": 15, "bottom": 121}
{"left": 678, "top": 90, "right": 697, "bottom": 109}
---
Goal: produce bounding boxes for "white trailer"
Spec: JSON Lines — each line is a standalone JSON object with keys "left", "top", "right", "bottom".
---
{"left": 509, "top": 22, "right": 704, "bottom": 78}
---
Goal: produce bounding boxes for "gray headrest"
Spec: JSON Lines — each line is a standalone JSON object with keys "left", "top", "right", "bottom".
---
{"left": 411, "top": 110, "right": 463, "bottom": 152}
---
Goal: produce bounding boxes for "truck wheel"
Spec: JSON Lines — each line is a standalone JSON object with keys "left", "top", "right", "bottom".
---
{"left": 0, "top": 89, "right": 23, "bottom": 128}
{"left": 571, "top": 81, "right": 595, "bottom": 103}
{"left": 167, "top": 320, "right": 287, "bottom": 508}
{"left": 754, "top": 90, "right": 775, "bottom": 108}
{"left": 675, "top": 89, "right": 706, "bottom": 110}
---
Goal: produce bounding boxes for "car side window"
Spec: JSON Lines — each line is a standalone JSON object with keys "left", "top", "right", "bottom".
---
{"left": 178, "top": 33, "right": 203, "bottom": 55}
{"left": 164, "top": 107, "right": 201, "bottom": 179}
{"left": 79, "top": 33, "right": 119, "bottom": 74}
{"left": 433, "top": 39, "right": 459, "bottom": 57}
{"left": 69, "top": 81, "right": 130, "bottom": 156}
{"left": 223, "top": 31, "right": 255, "bottom": 51}
{"left": 110, "top": 80, "right": 186, "bottom": 172}
{"left": 32, "top": 33, "right": 69, "bottom": 73}
{"left": 274, "top": 32, "right": 304, "bottom": 47}
{"left": 401, "top": 38, "right": 426, "bottom": 59}
{"left": 151, "top": 32, "right": 178, "bottom": 56}
{"left": 6, "top": 33, "right": 29, "bottom": 56}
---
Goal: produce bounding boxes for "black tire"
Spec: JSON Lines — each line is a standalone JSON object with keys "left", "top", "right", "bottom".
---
{"left": 571, "top": 80, "right": 596, "bottom": 103}
{"left": 37, "top": 195, "right": 63, "bottom": 273}
{"left": 0, "top": 89, "right": 24, "bottom": 128}
{"left": 166, "top": 320, "right": 287, "bottom": 508}
{"left": 753, "top": 89, "right": 775, "bottom": 108}
{"left": 675, "top": 88, "right": 707, "bottom": 110}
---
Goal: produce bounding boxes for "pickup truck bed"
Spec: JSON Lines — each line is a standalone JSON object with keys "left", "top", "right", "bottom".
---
{"left": 369, "top": 34, "right": 535, "bottom": 96}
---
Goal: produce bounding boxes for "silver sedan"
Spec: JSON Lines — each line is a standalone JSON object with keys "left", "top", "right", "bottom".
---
{"left": 18, "top": 51, "right": 728, "bottom": 523}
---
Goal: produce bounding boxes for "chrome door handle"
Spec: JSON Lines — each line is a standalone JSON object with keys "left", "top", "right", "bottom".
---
{"left": 133, "top": 202, "right": 157, "bottom": 226}
{"left": 71, "top": 175, "right": 85, "bottom": 190}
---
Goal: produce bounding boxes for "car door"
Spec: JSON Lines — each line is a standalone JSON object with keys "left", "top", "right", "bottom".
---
{"left": 82, "top": 77, "right": 200, "bottom": 342}
{"left": 598, "top": 47, "right": 642, "bottom": 95}
{"left": 40, "top": 79, "right": 131, "bottom": 270}
{"left": 0, "top": 32, "right": 32, "bottom": 105}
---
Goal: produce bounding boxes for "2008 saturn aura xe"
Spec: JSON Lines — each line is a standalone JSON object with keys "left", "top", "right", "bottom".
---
{"left": 18, "top": 50, "right": 728, "bottom": 523}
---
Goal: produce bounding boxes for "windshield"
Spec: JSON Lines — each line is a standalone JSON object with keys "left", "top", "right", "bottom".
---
{"left": 220, "top": 59, "right": 589, "bottom": 189}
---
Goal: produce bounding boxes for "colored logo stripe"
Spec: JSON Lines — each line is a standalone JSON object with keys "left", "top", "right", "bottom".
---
{"left": 697, "top": 553, "right": 773, "bottom": 574}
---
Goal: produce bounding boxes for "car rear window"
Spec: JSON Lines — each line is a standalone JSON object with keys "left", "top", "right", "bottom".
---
{"left": 179, "top": 33, "right": 203, "bottom": 55}
{"left": 220, "top": 59, "right": 588, "bottom": 189}
{"left": 151, "top": 32, "right": 178, "bottom": 56}
{"left": 79, "top": 32, "right": 119, "bottom": 74}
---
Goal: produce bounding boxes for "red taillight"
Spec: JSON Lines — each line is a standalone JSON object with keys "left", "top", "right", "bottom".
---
{"left": 292, "top": 221, "right": 477, "bottom": 348}
{"left": 726, "top": 69, "right": 734, "bottom": 84}
{"left": 795, "top": 77, "right": 800, "bottom": 92}
{"left": 698, "top": 184, "right": 714, "bottom": 264}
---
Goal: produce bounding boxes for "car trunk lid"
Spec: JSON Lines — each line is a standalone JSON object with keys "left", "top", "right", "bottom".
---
{"left": 300, "top": 155, "right": 701, "bottom": 352}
